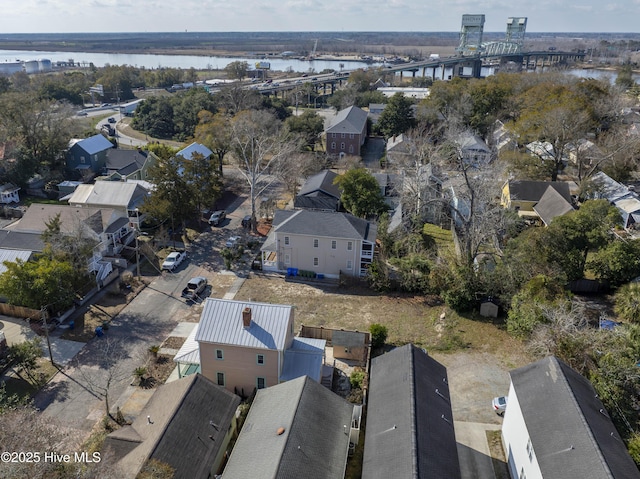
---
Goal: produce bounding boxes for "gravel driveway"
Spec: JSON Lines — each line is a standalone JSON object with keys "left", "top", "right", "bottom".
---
{"left": 431, "top": 351, "right": 519, "bottom": 479}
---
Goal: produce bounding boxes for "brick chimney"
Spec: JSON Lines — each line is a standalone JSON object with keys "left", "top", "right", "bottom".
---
{"left": 242, "top": 307, "right": 252, "bottom": 329}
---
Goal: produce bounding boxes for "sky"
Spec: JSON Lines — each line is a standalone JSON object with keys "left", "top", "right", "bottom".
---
{"left": 2, "top": 0, "right": 639, "bottom": 33}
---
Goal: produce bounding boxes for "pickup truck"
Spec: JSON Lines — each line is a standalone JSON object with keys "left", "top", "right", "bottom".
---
{"left": 182, "top": 277, "right": 208, "bottom": 301}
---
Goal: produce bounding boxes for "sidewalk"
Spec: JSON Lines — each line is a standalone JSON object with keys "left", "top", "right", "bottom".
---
{"left": 0, "top": 316, "right": 85, "bottom": 368}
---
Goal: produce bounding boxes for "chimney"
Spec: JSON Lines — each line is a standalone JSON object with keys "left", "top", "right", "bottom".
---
{"left": 242, "top": 307, "right": 252, "bottom": 329}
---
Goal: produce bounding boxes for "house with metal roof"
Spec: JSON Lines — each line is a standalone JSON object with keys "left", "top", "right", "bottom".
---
{"left": 293, "top": 169, "right": 342, "bottom": 211}
{"left": 104, "top": 374, "right": 240, "bottom": 479}
{"left": 590, "top": 171, "right": 640, "bottom": 231}
{"left": 502, "top": 356, "right": 640, "bottom": 479}
{"left": 362, "top": 344, "right": 461, "bottom": 479}
{"left": 177, "top": 142, "right": 213, "bottom": 161}
{"left": 0, "top": 183, "right": 20, "bottom": 204}
{"left": 222, "top": 375, "right": 356, "bottom": 479}
{"left": 66, "top": 134, "right": 114, "bottom": 178}
{"left": 68, "top": 180, "right": 149, "bottom": 228}
{"left": 324, "top": 106, "right": 368, "bottom": 157}
{"left": 260, "top": 209, "right": 377, "bottom": 278}
{"left": 194, "top": 298, "right": 325, "bottom": 398}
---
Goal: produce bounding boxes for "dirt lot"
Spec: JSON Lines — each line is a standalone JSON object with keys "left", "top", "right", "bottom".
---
{"left": 235, "top": 275, "right": 533, "bottom": 426}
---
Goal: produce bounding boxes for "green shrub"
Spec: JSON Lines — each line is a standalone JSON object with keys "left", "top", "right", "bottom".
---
{"left": 369, "top": 323, "right": 388, "bottom": 349}
{"left": 350, "top": 370, "right": 366, "bottom": 389}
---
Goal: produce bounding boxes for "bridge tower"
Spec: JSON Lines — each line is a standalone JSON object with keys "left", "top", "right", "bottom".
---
{"left": 505, "top": 17, "right": 527, "bottom": 51}
{"left": 456, "top": 14, "right": 485, "bottom": 56}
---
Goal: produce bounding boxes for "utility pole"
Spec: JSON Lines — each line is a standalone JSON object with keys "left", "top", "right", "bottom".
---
{"left": 41, "top": 306, "right": 55, "bottom": 365}
{"left": 135, "top": 208, "right": 141, "bottom": 279}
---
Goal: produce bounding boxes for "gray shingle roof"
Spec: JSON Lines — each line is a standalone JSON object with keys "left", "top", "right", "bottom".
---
{"left": 533, "top": 185, "right": 575, "bottom": 225}
{"left": 325, "top": 106, "right": 368, "bottom": 135}
{"left": 508, "top": 180, "right": 572, "bottom": 203}
{"left": 297, "top": 170, "right": 341, "bottom": 199}
{"left": 195, "top": 299, "right": 293, "bottom": 351}
{"left": 0, "top": 230, "right": 45, "bottom": 252}
{"left": 222, "top": 376, "right": 353, "bottom": 479}
{"left": 105, "top": 374, "right": 240, "bottom": 479}
{"left": 362, "top": 344, "right": 461, "bottom": 479}
{"left": 271, "top": 209, "right": 375, "bottom": 241}
{"left": 510, "top": 356, "right": 640, "bottom": 479}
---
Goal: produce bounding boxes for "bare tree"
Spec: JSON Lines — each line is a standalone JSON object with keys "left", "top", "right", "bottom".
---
{"left": 230, "top": 110, "right": 299, "bottom": 232}
{"left": 76, "top": 338, "right": 132, "bottom": 421}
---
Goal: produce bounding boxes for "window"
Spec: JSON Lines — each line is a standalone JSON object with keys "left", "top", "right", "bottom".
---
{"left": 331, "top": 133, "right": 336, "bottom": 138}
{"left": 257, "top": 377, "right": 266, "bottom": 389}
{"left": 526, "top": 438, "right": 533, "bottom": 461}
{"left": 257, "top": 354, "right": 265, "bottom": 365}
{"left": 313, "top": 257, "right": 319, "bottom": 266}
{"left": 519, "top": 467, "right": 526, "bottom": 479}
{"left": 217, "top": 372, "right": 225, "bottom": 386}
{"left": 80, "top": 156, "right": 86, "bottom": 164}
{"left": 347, "top": 260, "right": 353, "bottom": 270}
{"left": 347, "top": 241, "right": 353, "bottom": 251}
{"left": 284, "top": 254, "right": 291, "bottom": 265}
{"left": 216, "top": 349, "right": 223, "bottom": 360}
{"left": 284, "top": 236, "right": 290, "bottom": 246}
{"left": 349, "top": 145, "right": 354, "bottom": 153}
{"left": 341, "top": 133, "right": 345, "bottom": 138}
{"left": 341, "top": 142, "right": 345, "bottom": 150}
{"left": 349, "top": 133, "right": 354, "bottom": 139}
{"left": 331, "top": 240, "right": 337, "bottom": 250}
{"left": 331, "top": 142, "right": 336, "bottom": 150}
{"left": 313, "top": 238, "right": 319, "bottom": 248}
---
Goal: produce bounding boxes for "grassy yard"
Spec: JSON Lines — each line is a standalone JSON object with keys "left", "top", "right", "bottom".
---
{"left": 234, "top": 275, "right": 528, "bottom": 360}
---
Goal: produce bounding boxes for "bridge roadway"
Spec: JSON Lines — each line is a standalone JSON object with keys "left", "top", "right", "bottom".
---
{"left": 227, "top": 50, "right": 585, "bottom": 95}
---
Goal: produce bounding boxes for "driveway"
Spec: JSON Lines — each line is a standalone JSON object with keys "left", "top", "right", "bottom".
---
{"left": 432, "top": 351, "right": 514, "bottom": 479}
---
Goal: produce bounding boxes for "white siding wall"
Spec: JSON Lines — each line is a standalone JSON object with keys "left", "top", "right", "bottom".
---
{"left": 277, "top": 233, "right": 361, "bottom": 278}
{"left": 501, "top": 382, "right": 544, "bottom": 479}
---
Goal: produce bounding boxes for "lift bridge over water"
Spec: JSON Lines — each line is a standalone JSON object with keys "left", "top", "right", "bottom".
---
{"left": 385, "top": 15, "right": 585, "bottom": 80}
{"left": 257, "top": 15, "right": 585, "bottom": 97}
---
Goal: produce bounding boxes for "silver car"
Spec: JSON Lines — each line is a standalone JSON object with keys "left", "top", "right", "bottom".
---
{"left": 492, "top": 396, "right": 508, "bottom": 416}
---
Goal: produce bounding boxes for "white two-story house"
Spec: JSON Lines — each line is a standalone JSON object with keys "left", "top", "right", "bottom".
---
{"left": 260, "top": 209, "right": 377, "bottom": 278}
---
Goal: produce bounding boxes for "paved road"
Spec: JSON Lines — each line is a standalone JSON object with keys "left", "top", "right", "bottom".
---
{"left": 33, "top": 261, "right": 204, "bottom": 439}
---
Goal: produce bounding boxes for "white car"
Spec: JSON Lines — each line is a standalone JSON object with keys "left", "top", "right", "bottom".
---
{"left": 492, "top": 396, "right": 508, "bottom": 416}
{"left": 225, "top": 236, "right": 241, "bottom": 248}
{"left": 162, "top": 251, "right": 186, "bottom": 271}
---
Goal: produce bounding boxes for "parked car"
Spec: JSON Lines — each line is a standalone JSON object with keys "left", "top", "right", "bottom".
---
{"left": 208, "top": 210, "right": 226, "bottom": 226}
{"left": 492, "top": 396, "right": 508, "bottom": 416}
{"left": 225, "top": 236, "right": 241, "bottom": 248}
{"left": 76, "top": 110, "right": 88, "bottom": 116}
{"left": 182, "top": 276, "right": 208, "bottom": 301}
{"left": 161, "top": 251, "right": 187, "bottom": 271}
{"left": 241, "top": 215, "right": 252, "bottom": 228}
{"left": 107, "top": 117, "right": 116, "bottom": 123}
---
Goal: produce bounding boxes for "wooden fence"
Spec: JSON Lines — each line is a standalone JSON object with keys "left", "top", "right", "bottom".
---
{"left": 0, "top": 303, "right": 44, "bottom": 321}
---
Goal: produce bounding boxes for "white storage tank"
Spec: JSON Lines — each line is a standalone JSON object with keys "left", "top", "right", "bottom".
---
{"left": 24, "top": 60, "right": 39, "bottom": 74}
{"left": 0, "top": 62, "right": 24, "bottom": 75}
{"left": 38, "top": 59, "right": 52, "bottom": 72}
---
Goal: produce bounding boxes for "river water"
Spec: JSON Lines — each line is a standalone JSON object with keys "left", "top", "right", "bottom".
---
{"left": 0, "top": 49, "right": 379, "bottom": 72}
{"left": 0, "top": 49, "right": 633, "bottom": 82}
